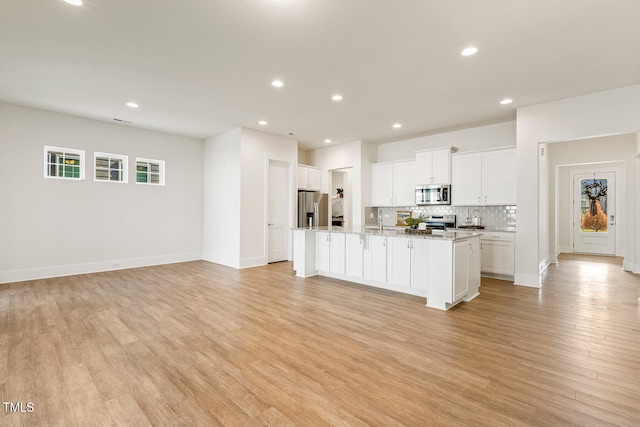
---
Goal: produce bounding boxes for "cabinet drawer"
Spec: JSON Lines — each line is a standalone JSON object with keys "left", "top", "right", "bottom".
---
{"left": 480, "top": 232, "right": 515, "bottom": 242}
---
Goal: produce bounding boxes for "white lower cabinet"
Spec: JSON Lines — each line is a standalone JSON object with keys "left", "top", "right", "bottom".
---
{"left": 453, "top": 240, "right": 471, "bottom": 301}
{"left": 345, "top": 233, "right": 364, "bottom": 278}
{"left": 316, "top": 231, "right": 345, "bottom": 275}
{"left": 387, "top": 236, "right": 412, "bottom": 287}
{"left": 410, "top": 238, "right": 429, "bottom": 291}
{"left": 427, "top": 237, "right": 481, "bottom": 310}
{"left": 296, "top": 230, "right": 481, "bottom": 310}
{"left": 364, "top": 235, "right": 387, "bottom": 282}
{"left": 316, "top": 232, "right": 331, "bottom": 272}
{"left": 480, "top": 232, "right": 515, "bottom": 277}
{"left": 387, "top": 236, "right": 429, "bottom": 291}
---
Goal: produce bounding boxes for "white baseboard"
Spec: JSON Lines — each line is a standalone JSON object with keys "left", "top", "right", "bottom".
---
{"left": 319, "top": 271, "right": 427, "bottom": 298}
{"left": 0, "top": 252, "right": 202, "bottom": 284}
{"left": 202, "top": 252, "right": 240, "bottom": 269}
{"left": 556, "top": 246, "right": 572, "bottom": 256}
{"left": 633, "top": 263, "right": 640, "bottom": 274}
{"left": 239, "top": 257, "right": 267, "bottom": 269}
{"left": 514, "top": 272, "right": 541, "bottom": 288}
{"left": 201, "top": 254, "right": 267, "bottom": 270}
{"left": 539, "top": 260, "right": 551, "bottom": 274}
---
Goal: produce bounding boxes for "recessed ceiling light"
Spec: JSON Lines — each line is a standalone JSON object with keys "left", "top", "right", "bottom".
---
{"left": 126, "top": 102, "right": 139, "bottom": 108}
{"left": 271, "top": 80, "right": 284, "bottom": 88}
{"left": 331, "top": 95, "right": 343, "bottom": 101}
{"left": 500, "top": 98, "right": 513, "bottom": 105}
{"left": 461, "top": 47, "right": 478, "bottom": 56}
{"left": 392, "top": 123, "right": 402, "bottom": 129}
{"left": 258, "top": 120, "right": 268, "bottom": 125}
{"left": 63, "top": 0, "right": 83, "bottom": 5}
{"left": 324, "top": 139, "right": 332, "bottom": 143}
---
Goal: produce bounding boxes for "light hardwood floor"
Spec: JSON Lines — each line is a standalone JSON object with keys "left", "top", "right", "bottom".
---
{"left": 1, "top": 254, "right": 638, "bottom": 426}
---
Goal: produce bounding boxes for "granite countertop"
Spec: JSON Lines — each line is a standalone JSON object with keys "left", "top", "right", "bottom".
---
{"left": 293, "top": 226, "right": 482, "bottom": 241}
{"left": 454, "top": 227, "right": 516, "bottom": 233}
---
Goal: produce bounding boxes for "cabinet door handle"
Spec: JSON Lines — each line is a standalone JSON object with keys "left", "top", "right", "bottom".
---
{"left": 407, "top": 241, "right": 410, "bottom": 248}
{"left": 383, "top": 239, "right": 386, "bottom": 247}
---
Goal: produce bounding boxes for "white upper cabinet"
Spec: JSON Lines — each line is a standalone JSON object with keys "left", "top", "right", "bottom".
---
{"left": 370, "top": 160, "right": 416, "bottom": 206}
{"left": 451, "top": 153, "right": 482, "bottom": 205}
{"left": 297, "top": 165, "right": 321, "bottom": 190}
{"left": 393, "top": 160, "right": 417, "bottom": 206}
{"left": 451, "top": 148, "right": 516, "bottom": 206}
{"left": 416, "top": 147, "right": 455, "bottom": 185}
{"left": 482, "top": 149, "right": 516, "bottom": 205}
{"left": 370, "top": 163, "right": 394, "bottom": 206}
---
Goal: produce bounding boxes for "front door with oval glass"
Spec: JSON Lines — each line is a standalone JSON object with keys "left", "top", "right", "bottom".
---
{"left": 573, "top": 172, "right": 615, "bottom": 255}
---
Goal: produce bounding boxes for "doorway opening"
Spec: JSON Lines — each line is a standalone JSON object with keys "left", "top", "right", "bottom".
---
{"left": 329, "top": 168, "right": 352, "bottom": 227}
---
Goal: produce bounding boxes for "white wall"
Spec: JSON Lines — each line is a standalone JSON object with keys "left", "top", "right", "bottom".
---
{"left": 516, "top": 84, "right": 640, "bottom": 286}
{"left": 239, "top": 128, "right": 297, "bottom": 267}
{"left": 203, "top": 128, "right": 241, "bottom": 268}
{"left": 0, "top": 103, "right": 204, "bottom": 283}
{"left": 538, "top": 143, "right": 551, "bottom": 270}
{"left": 360, "top": 141, "right": 378, "bottom": 217}
{"left": 307, "top": 140, "right": 376, "bottom": 227}
{"left": 636, "top": 155, "right": 640, "bottom": 273}
{"left": 298, "top": 149, "right": 308, "bottom": 165}
{"left": 378, "top": 121, "right": 516, "bottom": 162}
{"left": 636, "top": 132, "right": 640, "bottom": 272}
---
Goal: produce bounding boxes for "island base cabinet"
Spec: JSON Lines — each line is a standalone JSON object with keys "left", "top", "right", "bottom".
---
{"left": 427, "top": 237, "right": 480, "bottom": 310}
{"left": 387, "top": 236, "right": 412, "bottom": 287}
{"left": 316, "top": 231, "right": 345, "bottom": 275}
{"left": 363, "top": 235, "right": 387, "bottom": 282}
{"left": 453, "top": 240, "right": 471, "bottom": 301}
{"left": 293, "top": 229, "right": 317, "bottom": 278}
{"left": 345, "top": 234, "right": 364, "bottom": 278}
{"left": 411, "top": 238, "right": 429, "bottom": 291}
{"left": 316, "top": 232, "right": 331, "bottom": 272}
{"left": 292, "top": 230, "right": 480, "bottom": 309}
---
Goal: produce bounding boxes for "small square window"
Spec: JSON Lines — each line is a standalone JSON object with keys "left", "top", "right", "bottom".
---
{"left": 44, "top": 146, "right": 85, "bottom": 180}
{"left": 135, "top": 158, "right": 165, "bottom": 185}
{"left": 94, "top": 152, "right": 128, "bottom": 183}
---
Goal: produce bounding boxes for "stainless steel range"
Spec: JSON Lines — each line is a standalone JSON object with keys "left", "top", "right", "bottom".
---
{"left": 425, "top": 214, "right": 456, "bottom": 230}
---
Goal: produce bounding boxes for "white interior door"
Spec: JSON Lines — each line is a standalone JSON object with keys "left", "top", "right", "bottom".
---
{"left": 573, "top": 172, "right": 615, "bottom": 255}
{"left": 268, "top": 161, "right": 289, "bottom": 263}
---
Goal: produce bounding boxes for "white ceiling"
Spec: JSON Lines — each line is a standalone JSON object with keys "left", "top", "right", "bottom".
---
{"left": 1, "top": 1, "right": 639, "bottom": 150}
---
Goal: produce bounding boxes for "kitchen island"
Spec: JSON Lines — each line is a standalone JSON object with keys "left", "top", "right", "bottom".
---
{"left": 292, "top": 226, "right": 481, "bottom": 311}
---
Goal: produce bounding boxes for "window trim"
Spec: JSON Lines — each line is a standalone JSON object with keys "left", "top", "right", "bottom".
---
{"left": 135, "top": 157, "right": 165, "bottom": 186}
{"left": 43, "top": 146, "right": 85, "bottom": 181}
{"left": 94, "top": 152, "right": 129, "bottom": 183}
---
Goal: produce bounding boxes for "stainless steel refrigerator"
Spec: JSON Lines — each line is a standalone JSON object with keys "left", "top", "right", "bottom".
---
{"left": 298, "top": 191, "right": 328, "bottom": 227}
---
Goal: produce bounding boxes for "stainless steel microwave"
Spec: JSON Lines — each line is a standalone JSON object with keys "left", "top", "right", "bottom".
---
{"left": 416, "top": 184, "right": 451, "bottom": 205}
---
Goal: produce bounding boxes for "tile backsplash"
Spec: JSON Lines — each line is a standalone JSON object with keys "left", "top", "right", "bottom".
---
{"left": 376, "top": 205, "right": 517, "bottom": 228}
